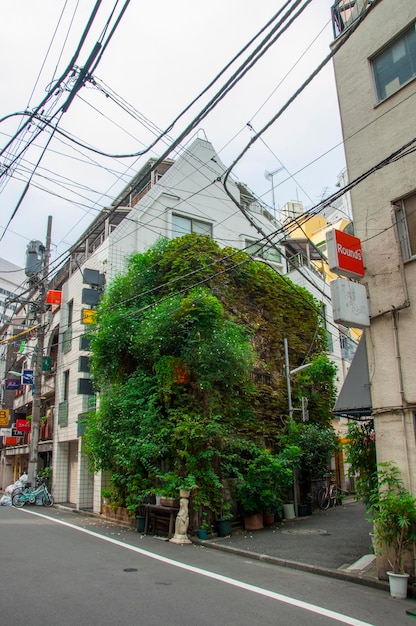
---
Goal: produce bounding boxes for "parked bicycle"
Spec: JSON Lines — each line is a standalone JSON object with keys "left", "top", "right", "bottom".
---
{"left": 317, "top": 473, "right": 340, "bottom": 510}
{"left": 12, "top": 476, "right": 54, "bottom": 508}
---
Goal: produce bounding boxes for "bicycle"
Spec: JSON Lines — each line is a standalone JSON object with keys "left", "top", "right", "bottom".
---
{"left": 12, "top": 476, "right": 54, "bottom": 508}
{"left": 317, "top": 474, "right": 340, "bottom": 510}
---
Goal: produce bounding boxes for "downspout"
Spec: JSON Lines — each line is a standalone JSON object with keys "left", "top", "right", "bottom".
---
{"left": 391, "top": 310, "right": 412, "bottom": 493}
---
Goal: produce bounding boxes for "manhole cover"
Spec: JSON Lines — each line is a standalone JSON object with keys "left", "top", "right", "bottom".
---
{"left": 281, "top": 529, "right": 330, "bottom": 535}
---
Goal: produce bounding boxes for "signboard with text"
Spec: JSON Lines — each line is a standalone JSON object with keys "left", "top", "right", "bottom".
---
{"left": 326, "top": 229, "right": 365, "bottom": 278}
{"left": 22, "top": 369, "right": 34, "bottom": 385}
{"left": 5, "top": 378, "right": 21, "bottom": 390}
{"left": 82, "top": 308, "right": 97, "bottom": 325}
{"left": 16, "top": 418, "right": 31, "bottom": 432}
{"left": 0, "top": 409, "right": 9, "bottom": 426}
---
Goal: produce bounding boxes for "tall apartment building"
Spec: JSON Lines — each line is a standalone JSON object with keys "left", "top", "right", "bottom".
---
{"left": 331, "top": 0, "right": 416, "bottom": 495}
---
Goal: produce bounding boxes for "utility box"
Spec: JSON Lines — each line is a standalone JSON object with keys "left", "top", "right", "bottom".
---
{"left": 25, "top": 240, "right": 45, "bottom": 277}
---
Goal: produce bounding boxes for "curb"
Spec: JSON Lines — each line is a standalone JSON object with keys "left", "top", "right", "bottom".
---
{"left": 192, "top": 537, "right": 391, "bottom": 593}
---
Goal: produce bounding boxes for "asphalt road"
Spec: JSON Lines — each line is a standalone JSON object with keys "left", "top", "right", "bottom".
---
{"left": 0, "top": 505, "right": 414, "bottom": 626}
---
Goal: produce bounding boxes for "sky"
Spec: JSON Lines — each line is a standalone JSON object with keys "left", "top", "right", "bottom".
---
{"left": 0, "top": 0, "right": 346, "bottom": 270}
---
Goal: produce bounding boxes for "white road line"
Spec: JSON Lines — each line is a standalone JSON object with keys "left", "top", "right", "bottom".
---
{"left": 20, "top": 508, "right": 374, "bottom": 626}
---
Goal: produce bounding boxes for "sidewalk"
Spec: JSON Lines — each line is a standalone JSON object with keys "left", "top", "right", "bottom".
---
{"left": 195, "top": 497, "right": 390, "bottom": 592}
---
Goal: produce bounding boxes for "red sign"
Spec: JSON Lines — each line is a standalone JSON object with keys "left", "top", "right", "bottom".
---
{"left": 46, "top": 290, "right": 62, "bottom": 305}
{"left": 326, "top": 229, "right": 365, "bottom": 278}
{"left": 16, "top": 419, "right": 31, "bottom": 432}
{"left": 5, "top": 437, "right": 18, "bottom": 445}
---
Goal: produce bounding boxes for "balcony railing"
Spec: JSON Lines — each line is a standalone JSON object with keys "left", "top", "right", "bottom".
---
{"left": 331, "top": 0, "right": 373, "bottom": 38}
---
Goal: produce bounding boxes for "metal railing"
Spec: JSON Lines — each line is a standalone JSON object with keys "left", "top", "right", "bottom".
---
{"left": 331, "top": 0, "right": 373, "bottom": 38}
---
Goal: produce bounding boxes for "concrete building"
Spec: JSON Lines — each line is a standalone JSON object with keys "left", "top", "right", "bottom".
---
{"left": 331, "top": 0, "right": 416, "bottom": 493}
{"left": 0, "top": 137, "right": 348, "bottom": 511}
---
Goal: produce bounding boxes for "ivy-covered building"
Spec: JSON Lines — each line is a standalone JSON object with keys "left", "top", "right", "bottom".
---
{"left": 1, "top": 137, "right": 344, "bottom": 516}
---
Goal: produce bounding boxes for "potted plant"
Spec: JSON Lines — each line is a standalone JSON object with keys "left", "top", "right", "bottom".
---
{"left": 369, "top": 462, "right": 416, "bottom": 599}
{"left": 237, "top": 448, "right": 295, "bottom": 531}
{"left": 101, "top": 488, "right": 114, "bottom": 506}
{"left": 197, "top": 512, "right": 210, "bottom": 539}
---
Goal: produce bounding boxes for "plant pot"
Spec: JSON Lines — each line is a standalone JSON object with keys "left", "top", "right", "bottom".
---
{"left": 387, "top": 571, "right": 409, "bottom": 599}
{"left": 263, "top": 512, "right": 275, "bottom": 526}
{"left": 137, "top": 515, "right": 145, "bottom": 533}
{"left": 179, "top": 489, "right": 190, "bottom": 498}
{"left": 217, "top": 518, "right": 232, "bottom": 537}
{"left": 282, "top": 503, "right": 295, "bottom": 520}
{"left": 244, "top": 512, "right": 264, "bottom": 531}
{"left": 197, "top": 528, "right": 207, "bottom": 540}
{"left": 160, "top": 497, "right": 179, "bottom": 507}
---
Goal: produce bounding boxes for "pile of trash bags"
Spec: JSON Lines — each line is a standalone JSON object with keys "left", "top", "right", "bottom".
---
{"left": 0, "top": 476, "right": 27, "bottom": 506}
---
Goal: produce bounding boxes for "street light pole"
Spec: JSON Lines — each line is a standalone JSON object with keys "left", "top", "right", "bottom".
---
{"left": 283, "top": 338, "right": 313, "bottom": 518}
{"left": 27, "top": 216, "right": 52, "bottom": 486}
{"left": 284, "top": 337, "right": 293, "bottom": 420}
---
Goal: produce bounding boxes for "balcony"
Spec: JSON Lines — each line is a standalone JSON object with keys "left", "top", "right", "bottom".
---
{"left": 331, "top": 0, "right": 374, "bottom": 38}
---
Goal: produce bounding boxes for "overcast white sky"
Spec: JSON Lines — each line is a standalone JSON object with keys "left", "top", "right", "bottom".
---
{"left": 0, "top": 0, "right": 345, "bottom": 269}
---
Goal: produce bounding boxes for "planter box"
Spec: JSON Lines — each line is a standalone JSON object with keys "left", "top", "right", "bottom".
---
{"left": 101, "top": 504, "right": 136, "bottom": 529}
{"left": 160, "top": 497, "right": 180, "bottom": 507}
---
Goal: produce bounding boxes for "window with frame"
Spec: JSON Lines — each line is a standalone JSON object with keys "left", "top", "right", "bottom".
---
{"left": 63, "top": 369, "right": 70, "bottom": 401}
{"left": 372, "top": 22, "right": 416, "bottom": 102}
{"left": 245, "top": 239, "right": 282, "bottom": 264}
{"left": 396, "top": 193, "right": 416, "bottom": 261}
{"left": 172, "top": 214, "right": 212, "bottom": 238}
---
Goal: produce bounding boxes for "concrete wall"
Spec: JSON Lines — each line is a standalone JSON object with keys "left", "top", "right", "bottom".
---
{"left": 332, "top": 0, "right": 416, "bottom": 493}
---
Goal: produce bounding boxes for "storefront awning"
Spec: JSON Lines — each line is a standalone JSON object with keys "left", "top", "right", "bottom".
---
{"left": 333, "top": 334, "right": 372, "bottom": 420}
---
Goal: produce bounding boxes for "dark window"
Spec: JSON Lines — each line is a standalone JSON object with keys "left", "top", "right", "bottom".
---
{"left": 63, "top": 370, "right": 70, "bottom": 401}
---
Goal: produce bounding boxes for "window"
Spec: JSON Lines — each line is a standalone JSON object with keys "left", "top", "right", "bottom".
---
{"left": 172, "top": 214, "right": 212, "bottom": 238}
{"left": 372, "top": 22, "right": 416, "bottom": 102}
{"left": 63, "top": 370, "right": 70, "bottom": 401}
{"left": 245, "top": 240, "right": 282, "bottom": 264}
{"left": 396, "top": 193, "right": 416, "bottom": 261}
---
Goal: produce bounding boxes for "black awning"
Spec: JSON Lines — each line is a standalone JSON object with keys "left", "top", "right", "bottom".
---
{"left": 333, "top": 333, "right": 372, "bottom": 420}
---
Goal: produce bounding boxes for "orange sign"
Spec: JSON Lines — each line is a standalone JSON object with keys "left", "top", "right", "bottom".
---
{"left": 326, "top": 229, "right": 365, "bottom": 278}
{"left": 0, "top": 409, "right": 9, "bottom": 426}
{"left": 5, "top": 437, "right": 18, "bottom": 445}
{"left": 46, "top": 290, "right": 62, "bottom": 305}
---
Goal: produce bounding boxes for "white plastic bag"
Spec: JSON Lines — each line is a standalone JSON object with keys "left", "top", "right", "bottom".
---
{"left": 0, "top": 494, "right": 11, "bottom": 506}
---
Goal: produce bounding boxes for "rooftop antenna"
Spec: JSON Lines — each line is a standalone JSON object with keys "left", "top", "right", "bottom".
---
{"left": 264, "top": 167, "right": 284, "bottom": 218}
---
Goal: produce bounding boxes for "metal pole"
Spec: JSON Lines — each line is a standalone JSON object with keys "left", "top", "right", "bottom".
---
{"left": 284, "top": 337, "right": 293, "bottom": 419}
{"left": 283, "top": 337, "right": 298, "bottom": 517}
{"left": 27, "top": 216, "right": 52, "bottom": 486}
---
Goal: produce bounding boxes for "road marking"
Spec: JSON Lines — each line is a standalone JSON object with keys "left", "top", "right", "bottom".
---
{"left": 21, "top": 508, "right": 374, "bottom": 626}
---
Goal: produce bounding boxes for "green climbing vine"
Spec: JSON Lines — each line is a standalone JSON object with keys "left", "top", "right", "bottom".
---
{"left": 83, "top": 234, "right": 336, "bottom": 515}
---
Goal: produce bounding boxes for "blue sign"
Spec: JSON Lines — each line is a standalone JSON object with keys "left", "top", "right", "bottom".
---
{"left": 22, "top": 369, "right": 33, "bottom": 385}
{"left": 5, "top": 379, "right": 21, "bottom": 390}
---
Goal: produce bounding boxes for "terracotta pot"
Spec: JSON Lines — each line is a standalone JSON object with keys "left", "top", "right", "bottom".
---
{"left": 263, "top": 512, "right": 275, "bottom": 526}
{"left": 174, "top": 365, "right": 190, "bottom": 384}
{"left": 244, "top": 512, "right": 264, "bottom": 531}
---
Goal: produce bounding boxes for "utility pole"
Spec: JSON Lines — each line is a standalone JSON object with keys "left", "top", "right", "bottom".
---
{"left": 27, "top": 216, "right": 52, "bottom": 486}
